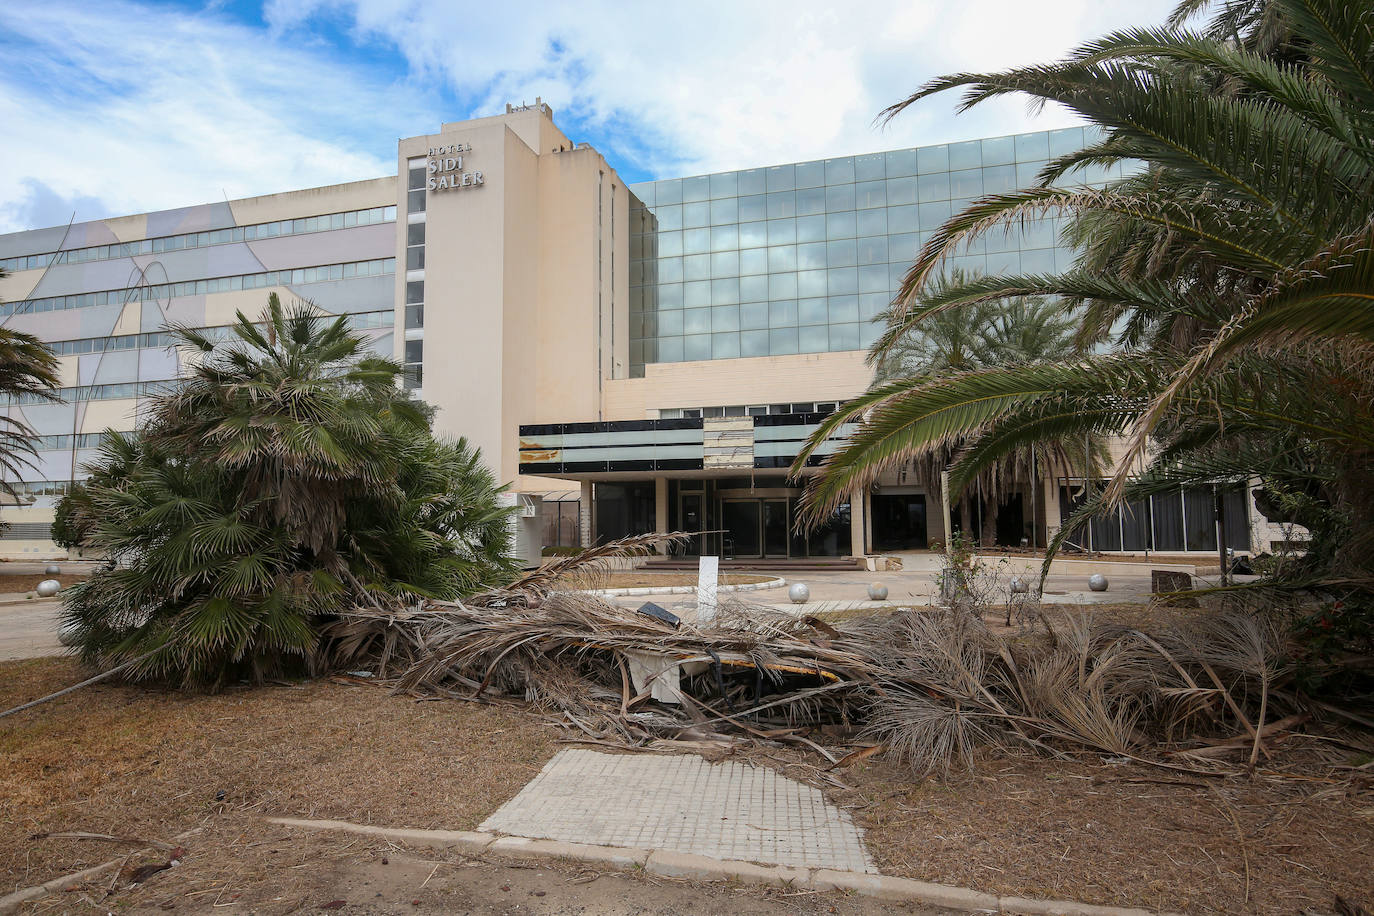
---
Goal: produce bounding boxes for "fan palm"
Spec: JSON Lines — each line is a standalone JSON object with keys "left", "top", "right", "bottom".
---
{"left": 60, "top": 294, "right": 518, "bottom": 688}
{"left": 796, "top": 0, "right": 1374, "bottom": 591}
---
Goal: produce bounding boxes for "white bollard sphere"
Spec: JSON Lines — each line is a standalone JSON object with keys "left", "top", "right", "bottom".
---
{"left": 867, "top": 582, "right": 889, "bottom": 601}
{"left": 36, "top": 579, "right": 61, "bottom": 598}
{"left": 1010, "top": 577, "right": 1030, "bottom": 594}
{"left": 58, "top": 623, "right": 80, "bottom": 647}
{"left": 1088, "top": 573, "right": 1109, "bottom": 592}
{"left": 788, "top": 582, "right": 810, "bottom": 604}
{"left": 44, "top": 564, "right": 61, "bottom": 576}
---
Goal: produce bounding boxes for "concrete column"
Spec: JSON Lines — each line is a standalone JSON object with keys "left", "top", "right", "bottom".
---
{"left": 927, "top": 486, "right": 948, "bottom": 548}
{"left": 1042, "top": 475, "right": 1061, "bottom": 547}
{"left": 654, "top": 476, "right": 669, "bottom": 554}
{"left": 579, "top": 479, "right": 594, "bottom": 547}
{"left": 849, "top": 487, "right": 867, "bottom": 559}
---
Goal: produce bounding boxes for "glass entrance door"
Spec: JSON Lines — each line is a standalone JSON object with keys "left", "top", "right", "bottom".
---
{"left": 722, "top": 498, "right": 790, "bottom": 558}
{"left": 763, "top": 500, "right": 789, "bottom": 557}
{"left": 722, "top": 500, "right": 761, "bottom": 557}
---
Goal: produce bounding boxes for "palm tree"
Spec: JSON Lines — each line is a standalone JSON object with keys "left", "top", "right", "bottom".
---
{"left": 0, "top": 268, "right": 62, "bottom": 502}
{"left": 60, "top": 294, "right": 518, "bottom": 687}
{"left": 822, "top": 279, "right": 1100, "bottom": 547}
{"left": 797, "top": 0, "right": 1374, "bottom": 594}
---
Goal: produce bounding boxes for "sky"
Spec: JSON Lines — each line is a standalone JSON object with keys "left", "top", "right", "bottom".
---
{"left": 0, "top": 0, "right": 1176, "bottom": 234}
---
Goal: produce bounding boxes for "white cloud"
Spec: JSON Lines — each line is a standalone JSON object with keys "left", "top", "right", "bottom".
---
{"left": 0, "top": 0, "right": 432, "bottom": 232}
{"left": 266, "top": 0, "right": 1177, "bottom": 178}
{"left": 0, "top": 0, "right": 1177, "bottom": 233}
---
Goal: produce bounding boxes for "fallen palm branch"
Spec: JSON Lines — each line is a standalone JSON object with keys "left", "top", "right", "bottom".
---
{"left": 322, "top": 541, "right": 1366, "bottom": 777}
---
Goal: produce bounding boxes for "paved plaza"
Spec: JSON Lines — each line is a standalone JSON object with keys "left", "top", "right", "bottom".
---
{"left": 0, "top": 600, "right": 62, "bottom": 660}
{"left": 610, "top": 551, "right": 1174, "bottom": 618}
{"left": 479, "top": 748, "right": 877, "bottom": 873}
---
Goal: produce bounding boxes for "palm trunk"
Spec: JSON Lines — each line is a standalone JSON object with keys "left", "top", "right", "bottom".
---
{"left": 980, "top": 493, "right": 997, "bottom": 548}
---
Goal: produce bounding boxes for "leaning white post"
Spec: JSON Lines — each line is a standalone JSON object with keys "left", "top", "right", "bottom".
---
{"left": 696, "top": 555, "right": 719, "bottom": 626}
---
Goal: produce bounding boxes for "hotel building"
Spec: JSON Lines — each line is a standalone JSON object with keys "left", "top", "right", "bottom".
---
{"left": 0, "top": 104, "right": 1269, "bottom": 560}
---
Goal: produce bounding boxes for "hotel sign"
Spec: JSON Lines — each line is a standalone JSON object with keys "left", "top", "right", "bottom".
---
{"left": 427, "top": 143, "right": 484, "bottom": 191}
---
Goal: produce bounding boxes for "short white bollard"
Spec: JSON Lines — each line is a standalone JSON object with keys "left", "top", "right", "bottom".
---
{"left": 788, "top": 582, "right": 810, "bottom": 604}
{"left": 1088, "top": 573, "right": 1109, "bottom": 592}
{"left": 36, "top": 579, "right": 61, "bottom": 598}
{"left": 44, "top": 564, "right": 61, "bottom": 576}
{"left": 867, "top": 583, "right": 888, "bottom": 601}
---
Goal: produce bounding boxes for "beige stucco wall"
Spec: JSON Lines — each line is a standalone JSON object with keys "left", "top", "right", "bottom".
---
{"left": 403, "top": 108, "right": 630, "bottom": 487}
{"left": 601, "top": 350, "right": 874, "bottom": 420}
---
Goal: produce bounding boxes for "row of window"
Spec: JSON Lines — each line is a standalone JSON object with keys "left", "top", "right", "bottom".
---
{"left": 5, "top": 379, "right": 178, "bottom": 406}
{"left": 659, "top": 402, "right": 839, "bottom": 419}
{"left": 632, "top": 218, "right": 1059, "bottom": 266}
{"left": 633, "top": 297, "right": 888, "bottom": 335}
{"left": 34, "top": 433, "right": 108, "bottom": 451}
{"left": 628, "top": 127, "right": 1105, "bottom": 206}
{"left": 2, "top": 258, "right": 397, "bottom": 317}
{"left": 629, "top": 249, "right": 1071, "bottom": 312}
{"left": 643, "top": 325, "right": 878, "bottom": 363}
{"left": 636, "top": 264, "right": 906, "bottom": 304}
{"left": 2, "top": 480, "right": 73, "bottom": 498}
{"left": 0, "top": 206, "right": 396, "bottom": 273}
{"left": 628, "top": 208, "right": 1052, "bottom": 264}
{"left": 46, "top": 310, "right": 394, "bottom": 356}
{"left": 630, "top": 169, "right": 1084, "bottom": 235}
{"left": 403, "top": 180, "right": 426, "bottom": 388}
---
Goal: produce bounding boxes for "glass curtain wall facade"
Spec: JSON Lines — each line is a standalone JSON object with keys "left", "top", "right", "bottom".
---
{"left": 627, "top": 126, "right": 1131, "bottom": 377}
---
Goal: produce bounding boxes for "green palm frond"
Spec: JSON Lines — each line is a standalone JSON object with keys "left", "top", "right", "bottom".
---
{"left": 59, "top": 293, "right": 517, "bottom": 689}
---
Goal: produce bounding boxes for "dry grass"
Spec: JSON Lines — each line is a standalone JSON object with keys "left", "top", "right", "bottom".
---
{"left": 3, "top": 656, "right": 1371, "bottom": 915}
{"left": 0, "top": 656, "right": 557, "bottom": 894}
{"left": 842, "top": 752, "right": 1374, "bottom": 916}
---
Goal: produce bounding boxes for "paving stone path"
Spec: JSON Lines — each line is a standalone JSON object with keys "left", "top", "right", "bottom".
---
{"left": 478, "top": 748, "right": 877, "bottom": 873}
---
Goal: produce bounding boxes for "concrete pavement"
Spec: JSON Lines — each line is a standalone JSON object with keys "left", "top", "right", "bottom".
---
{"left": 478, "top": 748, "right": 877, "bottom": 873}
{"left": 610, "top": 552, "right": 1168, "bottom": 617}
{"left": 0, "top": 598, "right": 64, "bottom": 660}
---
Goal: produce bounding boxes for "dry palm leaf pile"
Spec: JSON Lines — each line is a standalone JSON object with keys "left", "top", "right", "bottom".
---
{"left": 325, "top": 537, "right": 1371, "bottom": 778}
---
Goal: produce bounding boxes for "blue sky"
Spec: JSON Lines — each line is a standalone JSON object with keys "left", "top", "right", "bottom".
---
{"left": 0, "top": 0, "right": 1175, "bottom": 233}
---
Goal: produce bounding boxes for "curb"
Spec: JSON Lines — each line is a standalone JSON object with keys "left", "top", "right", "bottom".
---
{"left": 0, "top": 860, "right": 126, "bottom": 913}
{"left": 264, "top": 817, "right": 1173, "bottom": 915}
{"left": 0, "top": 828, "right": 201, "bottom": 914}
{"left": 581, "top": 576, "right": 787, "bottom": 597}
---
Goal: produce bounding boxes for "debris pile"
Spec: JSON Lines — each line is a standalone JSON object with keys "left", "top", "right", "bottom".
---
{"left": 322, "top": 537, "right": 1368, "bottom": 776}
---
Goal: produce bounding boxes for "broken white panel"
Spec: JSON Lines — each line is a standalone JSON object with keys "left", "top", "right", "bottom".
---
{"left": 624, "top": 649, "right": 686, "bottom": 705}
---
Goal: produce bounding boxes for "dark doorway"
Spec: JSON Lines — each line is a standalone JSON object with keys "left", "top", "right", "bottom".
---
{"left": 872, "top": 494, "right": 927, "bottom": 551}
{"left": 721, "top": 498, "right": 793, "bottom": 558}
{"left": 995, "top": 494, "right": 1025, "bottom": 546}
{"left": 722, "top": 500, "right": 762, "bottom": 557}
{"left": 763, "top": 500, "right": 789, "bottom": 557}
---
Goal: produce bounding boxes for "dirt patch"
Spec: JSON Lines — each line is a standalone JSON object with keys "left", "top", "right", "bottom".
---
{"left": 576, "top": 572, "right": 775, "bottom": 589}
{"left": 840, "top": 753, "right": 1373, "bottom": 916}
{"left": 0, "top": 657, "right": 557, "bottom": 895}
{"left": 0, "top": 573, "right": 89, "bottom": 595}
{"left": 9, "top": 822, "right": 944, "bottom": 915}
{"left": 6, "top": 653, "right": 1371, "bottom": 916}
